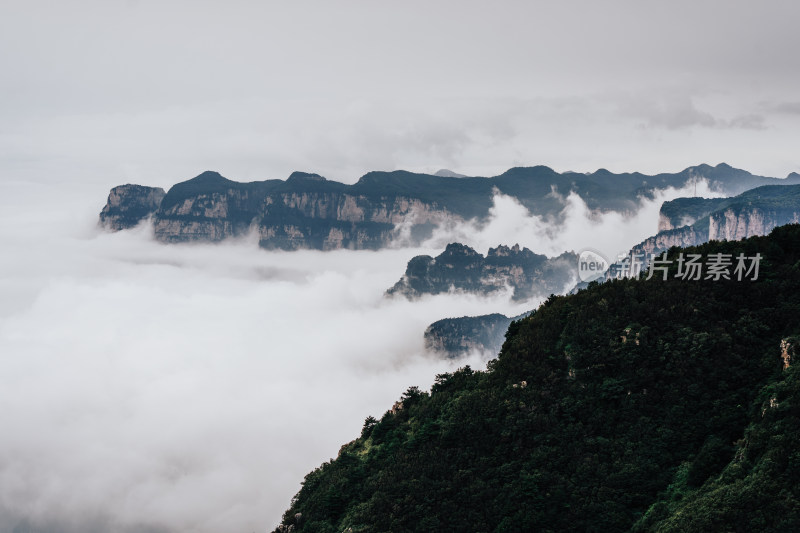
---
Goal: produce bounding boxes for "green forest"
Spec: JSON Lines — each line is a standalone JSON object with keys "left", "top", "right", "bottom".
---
{"left": 274, "top": 225, "right": 800, "bottom": 533}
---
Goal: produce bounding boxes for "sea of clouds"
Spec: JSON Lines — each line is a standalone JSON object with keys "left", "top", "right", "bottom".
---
{"left": 0, "top": 177, "right": 718, "bottom": 532}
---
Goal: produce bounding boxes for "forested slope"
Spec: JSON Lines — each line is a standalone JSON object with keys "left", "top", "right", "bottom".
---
{"left": 274, "top": 225, "right": 800, "bottom": 533}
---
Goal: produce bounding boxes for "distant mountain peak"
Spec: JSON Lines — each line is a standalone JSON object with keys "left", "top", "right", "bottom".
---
{"left": 189, "top": 170, "right": 229, "bottom": 183}
{"left": 434, "top": 169, "right": 467, "bottom": 178}
{"left": 287, "top": 171, "right": 326, "bottom": 182}
{"left": 500, "top": 165, "right": 557, "bottom": 178}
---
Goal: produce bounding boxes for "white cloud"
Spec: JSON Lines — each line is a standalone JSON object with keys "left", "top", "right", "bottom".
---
{"left": 0, "top": 181, "right": 539, "bottom": 533}
{"left": 423, "top": 180, "right": 724, "bottom": 260}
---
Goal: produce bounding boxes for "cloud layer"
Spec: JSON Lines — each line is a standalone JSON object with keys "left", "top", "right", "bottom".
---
{"left": 0, "top": 174, "right": 723, "bottom": 531}
{"left": 423, "top": 179, "right": 723, "bottom": 260}
{"left": 0, "top": 182, "right": 537, "bottom": 532}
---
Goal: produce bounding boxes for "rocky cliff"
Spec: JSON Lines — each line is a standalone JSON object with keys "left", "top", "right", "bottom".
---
{"left": 100, "top": 164, "right": 800, "bottom": 250}
{"left": 149, "top": 171, "right": 457, "bottom": 249}
{"left": 709, "top": 205, "right": 800, "bottom": 241}
{"left": 632, "top": 184, "right": 800, "bottom": 261}
{"left": 657, "top": 197, "right": 729, "bottom": 231}
{"left": 99, "top": 184, "right": 166, "bottom": 230}
{"left": 631, "top": 224, "right": 709, "bottom": 257}
{"left": 424, "top": 312, "right": 530, "bottom": 358}
{"left": 387, "top": 243, "right": 577, "bottom": 302}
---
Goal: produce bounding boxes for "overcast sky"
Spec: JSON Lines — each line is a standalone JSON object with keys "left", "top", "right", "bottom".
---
{"left": 1, "top": 0, "right": 799, "bottom": 190}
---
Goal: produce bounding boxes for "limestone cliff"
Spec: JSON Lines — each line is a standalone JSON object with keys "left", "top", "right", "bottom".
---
{"left": 99, "top": 184, "right": 166, "bottom": 230}
{"left": 709, "top": 206, "right": 800, "bottom": 241}
{"left": 631, "top": 224, "right": 709, "bottom": 257}
{"left": 100, "top": 164, "right": 800, "bottom": 250}
{"left": 387, "top": 243, "right": 577, "bottom": 302}
{"left": 146, "top": 171, "right": 458, "bottom": 249}
{"left": 424, "top": 313, "right": 527, "bottom": 358}
{"left": 633, "top": 184, "right": 800, "bottom": 263}
{"left": 658, "top": 197, "right": 728, "bottom": 232}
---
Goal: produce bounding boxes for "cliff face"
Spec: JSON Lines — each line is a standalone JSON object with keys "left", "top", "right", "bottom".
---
{"left": 709, "top": 207, "right": 800, "bottom": 241}
{"left": 387, "top": 243, "right": 577, "bottom": 302}
{"left": 255, "top": 192, "right": 454, "bottom": 250}
{"left": 424, "top": 312, "right": 530, "bottom": 358}
{"left": 99, "top": 184, "right": 166, "bottom": 230}
{"left": 631, "top": 224, "right": 709, "bottom": 257}
{"left": 632, "top": 184, "right": 800, "bottom": 262}
{"left": 424, "top": 314, "right": 513, "bottom": 358}
{"left": 658, "top": 197, "right": 729, "bottom": 232}
{"left": 145, "top": 171, "right": 458, "bottom": 249}
{"left": 100, "top": 164, "right": 800, "bottom": 250}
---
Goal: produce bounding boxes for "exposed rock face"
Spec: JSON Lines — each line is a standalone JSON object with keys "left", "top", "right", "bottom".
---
{"left": 658, "top": 197, "right": 729, "bottom": 232}
{"left": 631, "top": 184, "right": 800, "bottom": 263}
{"left": 424, "top": 313, "right": 522, "bottom": 358}
{"left": 148, "top": 171, "right": 456, "bottom": 249}
{"left": 100, "top": 164, "right": 800, "bottom": 250}
{"left": 709, "top": 207, "right": 800, "bottom": 241}
{"left": 99, "top": 184, "right": 166, "bottom": 230}
{"left": 631, "top": 225, "right": 709, "bottom": 257}
{"left": 780, "top": 338, "right": 797, "bottom": 370}
{"left": 387, "top": 243, "right": 577, "bottom": 301}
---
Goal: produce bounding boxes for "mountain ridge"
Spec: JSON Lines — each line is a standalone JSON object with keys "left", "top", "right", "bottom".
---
{"left": 99, "top": 163, "right": 800, "bottom": 250}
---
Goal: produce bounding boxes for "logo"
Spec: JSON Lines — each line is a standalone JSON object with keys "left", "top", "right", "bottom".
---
{"left": 577, "top": 249, "right": 609, "bottom": 283}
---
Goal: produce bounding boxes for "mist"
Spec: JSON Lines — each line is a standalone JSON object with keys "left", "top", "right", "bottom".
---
{"left": 0, "top": 181, "right": 531, "bottom": 533}
{"left": 423, "top": 180, "right": 723, "bottom": 260}
{"left": 0, "top": 168, "right": 732, "bottom": 532}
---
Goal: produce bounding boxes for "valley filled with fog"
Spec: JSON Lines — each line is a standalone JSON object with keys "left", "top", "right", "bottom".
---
{"left": 0, "top": 177, "right": 718, "bottom": 532}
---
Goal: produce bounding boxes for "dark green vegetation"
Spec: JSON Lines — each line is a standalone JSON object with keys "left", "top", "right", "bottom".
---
{"left": 166, "top": 164, "right": 798, "bottom": 222}
{"left": 658, "top": 196, "right": 729, "bottom": 230}
{"left": 424, "top": 312, "right": 529, "bottom": 358}
{"left": 387, "top": 243, "right": 577, "bottom": 301}
{"left": 274, "top": 225, "right": 800, "bottom": 532}
{"left": 103, "top": 164, "right": 800, "bottom": 250}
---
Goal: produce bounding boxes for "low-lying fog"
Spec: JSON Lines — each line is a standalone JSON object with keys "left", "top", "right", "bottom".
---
{"left": 0, "top": 178, "right": 717, "bottom": 532}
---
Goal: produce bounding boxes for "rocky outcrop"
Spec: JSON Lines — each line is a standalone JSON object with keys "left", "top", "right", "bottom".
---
{"left": 780, "top": 338, "right": 797, "bottom": 370}
{"left": 630, "top": 184, "right": 800, "bottom": 264}
{"left": 709, "top": 207, "right": 800, "bottom": 241}
{"left": 147, "top": 171, "right": 457, "bottom": 249}
{"left": 99, "top": 184, "right": 166, "bottom": 230}
{"left": 631, "top": 224, "right": 709, "bottom": 257}
{"left": 387, "top": 243, "right": 577, "bottom": 302}
{"left": 424, "top": 313, "right": 522, "bottom": 358}
{"left": 100, "top": 164, "right": 800, "bottom": 250}
{"left": 658, "top": 197, "right": 729, "bottom": 232}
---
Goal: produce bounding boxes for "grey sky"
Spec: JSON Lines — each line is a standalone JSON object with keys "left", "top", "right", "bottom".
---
{"left": 1, "top": 0, "right": 799, "bottom": 184}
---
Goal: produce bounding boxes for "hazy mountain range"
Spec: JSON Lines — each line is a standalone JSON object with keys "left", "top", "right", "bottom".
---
{"left": 99, "top": 163, "right": 800, "bottom": 250}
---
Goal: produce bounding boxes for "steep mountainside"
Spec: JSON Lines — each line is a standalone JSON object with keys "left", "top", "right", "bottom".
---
{"left": 658, "top": 197, "right": 729, "bottom": 231}
{"left": 272, "top": 225, "right": 800, "bottom": 533}
{"left": 98, "top": 184, "right": 166, "bottom": 230}
{"left": 633, "top": 184, "right": 800, "bottom": 257}
{"left": 424, "top": 312, "right": 530, "bottom": 358}
{"left": 99, "top": 164, "right": 800, "bottom": 250}
{"left": 387, "top": 244, "right": 577, "bottom": 302}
